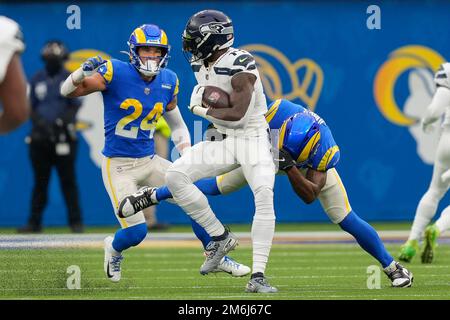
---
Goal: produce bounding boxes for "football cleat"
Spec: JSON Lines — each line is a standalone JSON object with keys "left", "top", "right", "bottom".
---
{"left": 118, "top": 187, "right": 158, "bottom": 218}
{"left": 384, "top": 261, "right": 414, "bottom": 288}
{"left": 421, "top": 224, "right": 440, "bottom": 264}
{"left": 104, "top": 236, "right": 123, "bottom": 283}
{"left": 212, "top": 256, "right": 251, "bottom": 277}
{"left": 200, "top": 230, "right": 238, "bottom": 275}
{"left": 398, "top": 239, "right": 419, "bottom": 262}
{"left": 245, "top": 276, "right": 278, "bottom": 293}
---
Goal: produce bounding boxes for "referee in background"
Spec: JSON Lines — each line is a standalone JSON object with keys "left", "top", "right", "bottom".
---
{"left": 18, "top": 40, "right": 83, "bottom": 233}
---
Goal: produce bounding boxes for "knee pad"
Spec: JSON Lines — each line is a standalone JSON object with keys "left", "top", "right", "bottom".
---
{"left": 254, "top": 186, "right": 275, "bottom": 220}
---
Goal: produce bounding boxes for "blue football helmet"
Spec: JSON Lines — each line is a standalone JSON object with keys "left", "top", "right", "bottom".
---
{"left": 279, "top": 113, "right": 321, "bottom": 165}
{"left": 127, "top": 24, "right": 170, "bottom": 77}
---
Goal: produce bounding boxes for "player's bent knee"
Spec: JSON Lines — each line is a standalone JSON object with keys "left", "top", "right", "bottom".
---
{"left": 165, "top": 169, "right": 189, "bottom": 191}
{"left": 254, "top": 186, "right": 275, "bottom": 219}
{"left": 254, "top": 186, "right": 274, "bottom": 200}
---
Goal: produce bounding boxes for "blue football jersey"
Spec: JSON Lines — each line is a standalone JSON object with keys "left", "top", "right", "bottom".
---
{"left": 97, "top": 59, "right": 179, "bottom": 158}
{"left": 266, "top": 99, "right": 340, "bottom": 171}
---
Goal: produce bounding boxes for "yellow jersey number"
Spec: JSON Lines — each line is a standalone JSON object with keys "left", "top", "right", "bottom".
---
{"left": 115, "top": 99, "right": 163, "bottom": 139}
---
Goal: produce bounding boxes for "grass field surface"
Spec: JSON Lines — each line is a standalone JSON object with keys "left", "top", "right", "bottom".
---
{"left": 0, "top": 233, "right": 449, "bottom": 300}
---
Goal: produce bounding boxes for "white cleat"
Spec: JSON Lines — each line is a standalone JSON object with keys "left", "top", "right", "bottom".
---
{"left": 104, "top": 236, "right": 123, "bottom": 283}
{"left": 213, "top": 256, "right": 251, "bottom": 277}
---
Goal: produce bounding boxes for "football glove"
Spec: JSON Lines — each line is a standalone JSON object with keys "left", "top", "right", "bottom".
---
{"left": 188, "top": 84, "right": 206, "bottom": 116}
{"left": 275, "top": 148, "right": 296, "bottom": 171}
{"left": 82, "top": 55, "right": 107, "bottom": 77}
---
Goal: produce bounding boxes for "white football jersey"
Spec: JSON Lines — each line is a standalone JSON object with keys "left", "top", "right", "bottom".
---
{"left": 0, "top": 16, "right": 25, "bottom": 83}
{"left": 434, "top": 63, "right": 450, "bottom": 128}
{"left": 191, "top": 47, "right": 268, "bottom": 137}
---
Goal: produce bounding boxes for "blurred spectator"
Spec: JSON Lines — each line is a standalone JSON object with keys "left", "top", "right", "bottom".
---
{"left": 0, "top": 16, "right": 29, "bottom": 133}
{"left": 143, "top": 117, "right": 171, "bottom": 231}
{"left": 18, "top": 40, "right": 83, "bottom": 233}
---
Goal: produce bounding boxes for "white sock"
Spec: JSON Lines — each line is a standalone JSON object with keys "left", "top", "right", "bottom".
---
{"left": 383, "top": 260, "right": 397, "bottom": 273}
{"left": 436, "top": 206, "right": 450, "bottom": 233}
{"left": 408, "top": 192, "right": 440, "bottom": 241}
{"left": 166, "top": 170, "right": 224, "bottom": 237}
{"left": 251, "top": 187, "right": 275, "bottom": 274}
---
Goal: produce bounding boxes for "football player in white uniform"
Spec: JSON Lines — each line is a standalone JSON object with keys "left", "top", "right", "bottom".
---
{"left": 165, "top": 10, "right": 277, "bottom": 293}
{"left": 399, "top": 62, "right": 450, "bottom": 263}
{"left": 0, "top": 16, "right": 29, "bottom": 133}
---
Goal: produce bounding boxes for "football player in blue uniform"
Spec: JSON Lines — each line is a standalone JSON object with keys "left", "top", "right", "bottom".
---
{"left": 120, "top": 99, "right": 414, "bottom": 288}
{"left": 61, "top": 24, "right": 249, "bottom": 282}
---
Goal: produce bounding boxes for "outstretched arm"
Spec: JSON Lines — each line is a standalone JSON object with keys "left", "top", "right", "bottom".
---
{"left": 61, "top": 56, "right": 107, "bottom": 98}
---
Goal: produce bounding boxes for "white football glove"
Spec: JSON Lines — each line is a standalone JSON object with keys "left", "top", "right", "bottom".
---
{"left": 421, "top": 116, "right": 438, "bottom": 134}
{"left": 189, "top": 85, "right": 207, "bottom": 117}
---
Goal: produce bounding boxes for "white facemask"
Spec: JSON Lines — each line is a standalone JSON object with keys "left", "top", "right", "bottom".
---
{"left": 138, "top": 58, "right": 160, "bottom": 77}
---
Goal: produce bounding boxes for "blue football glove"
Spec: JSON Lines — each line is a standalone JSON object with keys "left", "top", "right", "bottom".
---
{"left": 82, "top": 55, "right": 107, "bottom": 77}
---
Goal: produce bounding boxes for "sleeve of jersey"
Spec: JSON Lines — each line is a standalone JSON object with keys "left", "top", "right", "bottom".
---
{"left": 311, "top": 145, "right": 340, "bottom": 172}
{"left": 97, "top": 59, "right": 114, "bottom": 86}
{"left": 231, "top": 53, "right": 258, "bottom": 78}
{"left": 434, "top": 63, "right": 450, "bottom": 90}
{"left": 172, "top": 76, "right": 179, "bottom": 98}
{"left": 0, "top": 17, "right": 25, "bottom": 83}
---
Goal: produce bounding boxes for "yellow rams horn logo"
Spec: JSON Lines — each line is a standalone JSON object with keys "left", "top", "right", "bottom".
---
{"left": 240, "top": 44, "right": 323, "bottom": 110}
{"left": 374, "top": 45, "right": 445, "bottom": 126}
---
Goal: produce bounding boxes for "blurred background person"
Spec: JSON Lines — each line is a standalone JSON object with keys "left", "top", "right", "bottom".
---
{"left": 0, "top": 16, "right": 29, "bottom": 133}
{"left": 18, "top": 40, "right": 83, "bottom": 233}
{"left": 143, "top": 117, "right": 171, "bottom": 231}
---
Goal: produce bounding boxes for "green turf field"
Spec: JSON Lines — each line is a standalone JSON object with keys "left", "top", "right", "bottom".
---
{"left": 1, "top": 243, "right": 449, "bottom": 300}
{"left": 0, "top": 222, "right": 414, "bottom": 234}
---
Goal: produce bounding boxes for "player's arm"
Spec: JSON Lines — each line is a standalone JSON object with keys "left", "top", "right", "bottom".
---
{"left": 207, "top": 72, "right": 256, "bottom": 122}
{"left": 422, "top": 86, "right": 450, "bottom": 132}
{"left": 60, "top": 56, "right": 107, "bottom": 98}
{"left": 0, "top": 53, "right": 30, "bottom": 133}
{"left": 422, "top": 64, "right": 450, "bottom": 132}
{"left": 277, "top": 148, "right": 326, "bottom": 204}
{"left": 164, "top": 95, "right": 191, "bottom": 155}
{"left": 189, "top": 73, "right": 256, "bottom": 129}
{"left": 286, "top": 167, "right": 326, "bottom": 204}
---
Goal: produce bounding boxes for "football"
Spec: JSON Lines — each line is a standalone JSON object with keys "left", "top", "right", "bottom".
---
{"left": 202, "top": 86, "right": 231, "bottom": 109}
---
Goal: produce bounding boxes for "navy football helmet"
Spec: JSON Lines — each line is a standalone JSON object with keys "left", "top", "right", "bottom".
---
{"left": 182, "top": 9, "right": 234, "bottom": 63}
